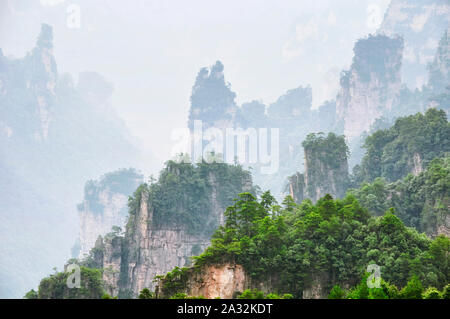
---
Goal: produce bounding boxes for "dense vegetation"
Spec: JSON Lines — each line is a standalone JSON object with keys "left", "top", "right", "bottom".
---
{"left": 301, "top": 132, "right": 350, "bottom": 200}
{"left": 126, "top": 161, "right": 253, "bottom": 235}
{"left": 349, "top": 156, "right": 449, "bottom": 235}
{"left": 353, "top": 108, "right": 450, "bottom": 184}
{"left": 26, "top": 266, "right": 104, "bottom": 299}
{"left": 351, "top": 34, "right": 403, "bottom": 84}
{"left": 158, "top": 192, "right": 449, "bottom": 298}
{"left": 302, "top": 132, "right": 349, "bottom": 169}
{"left": 329, "top": 275, "right": 450, "bottom": 299}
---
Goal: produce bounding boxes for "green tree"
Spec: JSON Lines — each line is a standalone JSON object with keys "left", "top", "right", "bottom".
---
{"left": 328, "top": 285, "right": 346, "bottom": 299}
{"left": 400, "top": 276, "right": 423, "bottom": 299}
{"left": 422, "top": 287, "right": 441, "bottom": 299}
{"left": 138, "top": 288, "right": 154, "bottom": 299}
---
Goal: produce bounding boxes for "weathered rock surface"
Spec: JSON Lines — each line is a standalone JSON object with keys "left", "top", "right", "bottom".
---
{"left": 336, "top": 35, "right": 403, "bottom": 140}
{"left": 77, "top": 169, "right": 143, "bottom": 258}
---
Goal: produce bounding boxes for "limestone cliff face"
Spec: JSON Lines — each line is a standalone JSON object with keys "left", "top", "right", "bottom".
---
{"left": 304, "top": 150, "right": 349, "bottom": 203}
{"left": 378, "top": 0, "right": 450, "bottom": 89}
{"left": 336, "top": 35, "right": 403, "bottom": 139}
{"left": 0, "top": 24, "right": 57, "bottom": 141}
{"left": 437, "top": 215, "right": 450, "bottom": 238}
{"left": 82, "top": 163, "right": 254, "bottom": 298}
{"left": 188, "top": 61, "right": 237, "bottom": 131}
{"left": 89, "top": 235, "right": 123, "bottom": 296}
{"left": 120, "top": 189, "right": 213, "bottom": 295}
{"left": 287, "top": 133, "right": 349, "bottom": 203}
{"left": 77, "top": 169, "right": 143, "bottom": 258}
{"left": 287, "top": 172, "right": 305, "bottom": 204}
{"left": 428, "top": 28, "right": 450, "bottom": 95}
{"left": 157, "top": 263, "right": 276, "bottom": 299}
{"left": 411, "top": 152, "right": 424, "bottom": 176}
{"left": 184, "top": 264, "right": 248, "bottom": 299}
{"left": 119, "top": 169, "right": 253, "bottom": 297}
{"left": 158, "top": 263, "right": 329, "bottom": 299}
{"left": 301, "top": 273, "right": 329, "bottom": 299}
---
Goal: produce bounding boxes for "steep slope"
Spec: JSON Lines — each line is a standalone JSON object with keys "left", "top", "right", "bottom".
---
{"left": 0, "top": 24, "right": 140, "bottom": 298}
{"left": 287, "top": 132, "right": 350, "bottom": 203}
{"left": 350, "top": 155, "right": 450, "bottom": 237}
{"left": 61, "top": 161, "right": 254, "bottom": 298}
{"left": 76, "top": 168, "right": 143, "bottom": 258}
{"left": 379, "top": 0, "right": 450, "bottom": 89}
{"left": 354, "top": 108, "right": 450, "bottom": 184}
{"left": 156, "top": 193, "right": 448, "bottom": 299}
{"left": 336, "top": 34, "right": 404, "bottom": 140}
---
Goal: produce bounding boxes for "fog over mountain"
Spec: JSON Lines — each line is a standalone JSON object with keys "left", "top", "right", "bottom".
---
{"left": 0, "top": 0, "right": 449, "bottom": 298}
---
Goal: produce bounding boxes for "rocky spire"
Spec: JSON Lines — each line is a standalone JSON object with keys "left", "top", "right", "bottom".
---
{"left": 428, "top": 28, "right": 450, "bottom": 94}
{"left": 188, "top": 60, "right": 237, "bottom": 130}
{"left": 336, "top": 34, "right": 403, "bottom": 139}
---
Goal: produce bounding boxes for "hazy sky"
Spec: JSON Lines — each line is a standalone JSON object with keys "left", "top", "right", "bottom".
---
{"left": 0, "top": 0, "right": 390, "bottom": 175}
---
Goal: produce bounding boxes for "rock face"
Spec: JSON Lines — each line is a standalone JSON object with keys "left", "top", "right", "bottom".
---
{"left": 188, "top": 61, "right": 237, "bottom": 131}
{"left": 158, "top": 262, "right": 329, "bottom": 299}
{"left": 437, "top": 215, "right": 450, "bottom": 238}
{"left": 428, "top": 28, "right": 450, "bottom": 95}
{"left": 304, "top": 149, "right": 349, "bottom": 203}
{"left": 186, "top": 264, "right": 247, "bottom": 299}
{"left": 121, "top": 188, "right": 214, "bottom": 296}
{"left": 336, "top": 35, "right": 404, "bottom": 140}
{"left": 83, "top": 162, "right": 253, "bottom": 297}
{"left": 0, "top": 24, "right": 140, "bottom": 298}
{"left": 287, "top": 172, "right": 305, "bottom": 204}
{"left": 378, "top": 0, "right": 450, "bottom": 89}
{"left": 88, "top": 235, "right": 123, "bottom": 296}
{"left": 77, "top": 169, "right": 143, "bottom": 258}
{"left": 119, "top": 167, "right": 252, "bottom": 297}
{"left": 301, "top": 273, "right": 329, "bottom": 299}
{"left": 287, "top": 133, "right": 349, "bottom": 203}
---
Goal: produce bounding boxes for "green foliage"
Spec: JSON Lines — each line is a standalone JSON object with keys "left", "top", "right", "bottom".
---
{"left": 162, "top": 190, "right": 448, "bottom": 298}
{"left": 237, "top": 289, "right": 291, "bottom": 299}
{"left": 442, "top": 284, "right": 450, "bottom": 299}
{"left": 355, "top": 108, "right": 450, "bottom": 184}
{"left": 126, "top": 161, "right": 253, "bottom": 236}
{"left": 302, "top": 133, "right": 349, "bottom": 169}
{"left": 157, "top": 266, "right": 191, "bottom": 298}
{"left": 328, "top": 285, "right": 347, "bottom": 299}
{"left": 169, "top": 293, "right": 205, "bottom": 299}
{"left": 399, "top": 276, "right": 423, "bottom": 299}
{"left": 349, "top": 156, "right": 449, "bottom": 235}
{"left": 338, "top": 272, "right": 450, "bottom": 299}
{"left": 238, "top": 289, "right": 265, "bottom": 299}
{"left": 422, "top": 287, "right": 441, "bottom": 299}
{"left": 138, "top": 288, "right": 154, "bottom": 299}
{"left": 24, "top": 289, "right": 38, "bottom": 299}
{"left": 101, "top": 293, "right": 117, "bottom": 299}
{"left": 351, "top": 34, "right": 403, "bottom": 83}
{"left": 37, "top": 266, "right": 104, "bottom": 299}
{"left": 302, "top": 132, "right": 350, "bottom": 199}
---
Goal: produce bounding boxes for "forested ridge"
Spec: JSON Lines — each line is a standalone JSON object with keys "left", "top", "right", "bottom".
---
{"left": 27, "top": 109, "right": 450, "bottom": 299}
{"left": 156, "top": 192, "right": 449, "bottom": 299}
